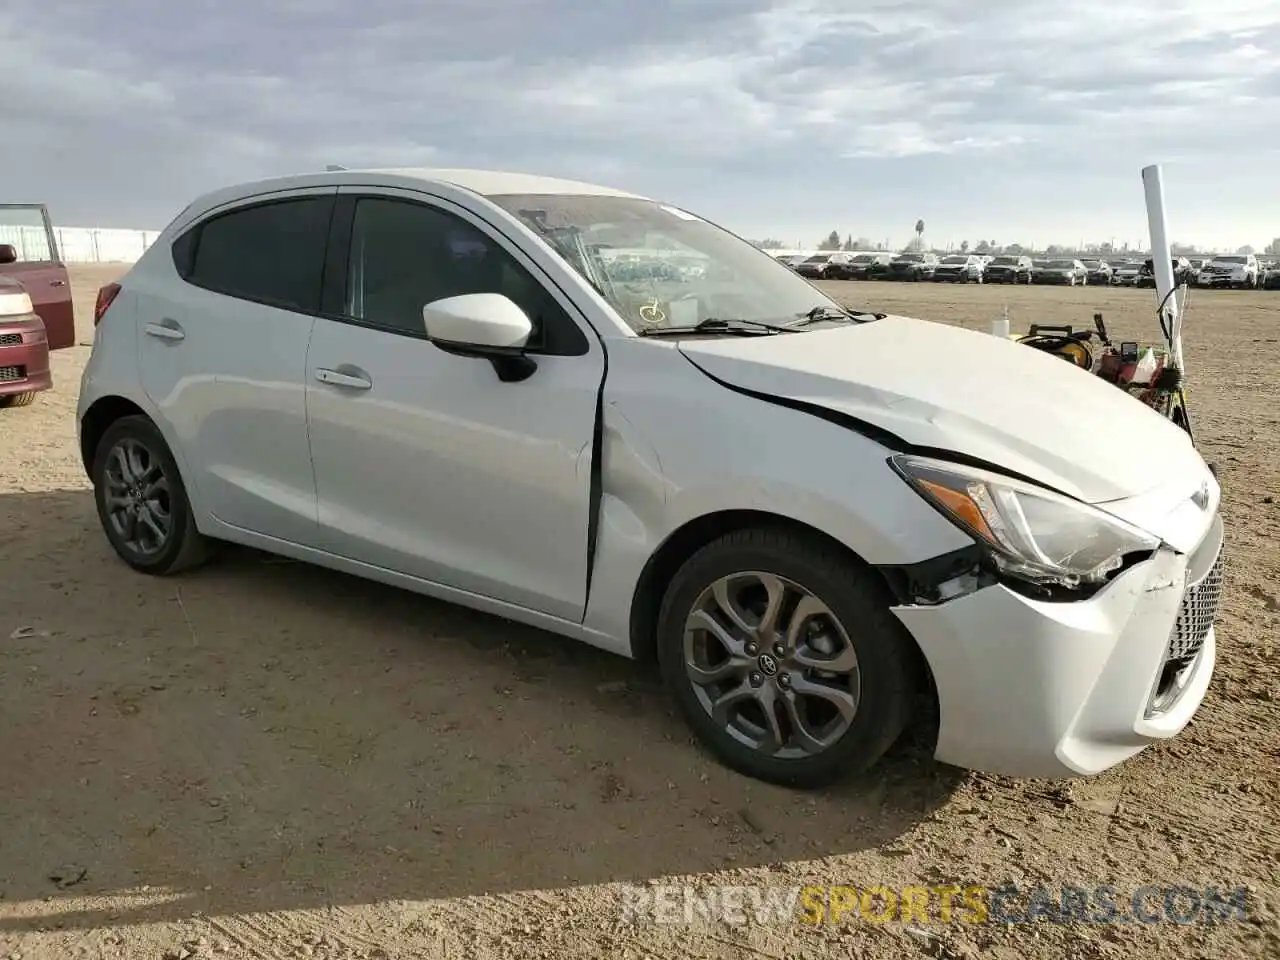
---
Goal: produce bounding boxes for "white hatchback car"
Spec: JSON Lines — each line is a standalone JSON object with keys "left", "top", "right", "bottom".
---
{"left": 78, "top": 168, "right": 1224, "bottom": 786}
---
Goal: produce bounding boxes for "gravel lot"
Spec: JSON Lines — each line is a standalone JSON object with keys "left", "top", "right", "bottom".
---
{"left": 1, "top": 265, "right": 1277, "bottom": 959}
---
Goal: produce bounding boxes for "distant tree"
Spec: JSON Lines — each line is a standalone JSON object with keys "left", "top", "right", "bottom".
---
{"left": 974, "top": 240, "right": 991, "bottom": 254}
{"left": 842, "top": 234, "right": 855, "bottom": 251}
{"left": 1237, "top": 244, "right": 1255, "bottom": 255}
{"left": 753, "top": 238, "right": 785, "bottom": 250}
{"left": 1171, "top": 241, "right": 1196, "bottom": 256}
{"left": 1005, "top": 242, "right": 1024, "bottom": 254}
{"left": 853, "top": 236, "right": 875, "bottom": 250}
{"left": 818, "top": 230, "right": 842, "bottom": 251}
{"left": 1045, "top": 244, "right": 1064, "bottom": 255}
{"left": 1265, "top": 238, "right": 1280, "bottom": 256}
{"left": 959, "top": 240, "right": 969, "bottom": 254}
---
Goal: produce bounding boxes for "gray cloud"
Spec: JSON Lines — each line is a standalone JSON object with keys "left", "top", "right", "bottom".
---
{"left": 4, "top": 0, "right": 1278, "bottom": 247}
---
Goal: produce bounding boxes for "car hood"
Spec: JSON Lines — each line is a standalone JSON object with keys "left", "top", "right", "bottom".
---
{"left": 677, "top": 315, "right": 1206, "bottom": 504}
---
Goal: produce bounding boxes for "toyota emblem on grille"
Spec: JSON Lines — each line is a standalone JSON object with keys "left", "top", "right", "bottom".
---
{"left": 1191, "top": 481, "right": 1210, "bottom": 510}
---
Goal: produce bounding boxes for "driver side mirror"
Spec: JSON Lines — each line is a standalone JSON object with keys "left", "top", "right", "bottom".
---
{"left": 422, "top": 293, "right": 538, "bottom": 383}
{"left": 0, "top": 244, "right": 17, "bottom": 265}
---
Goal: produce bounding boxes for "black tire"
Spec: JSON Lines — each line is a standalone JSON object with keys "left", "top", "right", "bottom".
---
{"left": 0, "top": 392, "right": 38, "bottom": 408}
{"left": 656, "top": 526, "right": 915, "bottom": 788}
{"left": 91, "top": 414, "right": 209, "bottom": 575}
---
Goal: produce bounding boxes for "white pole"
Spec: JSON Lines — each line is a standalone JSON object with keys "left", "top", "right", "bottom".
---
{"left": 1141, "top": 164, "right": 1184, "bottom": 371}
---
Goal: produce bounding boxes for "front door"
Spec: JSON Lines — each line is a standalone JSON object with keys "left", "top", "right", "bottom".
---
{"left": 305, "top": 190, "right": 604, "bottom": 622}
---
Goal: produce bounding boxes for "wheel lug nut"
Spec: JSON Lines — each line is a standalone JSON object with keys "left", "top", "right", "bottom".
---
{"left": 778, "top": 674, "right": 791, "bottom": 689}
{"left": 749, "top": 672, "right": 763, "bottom": 687}
{"left": 745, "top": 643, "right": 758, "bottom": 656}
{"left": 773, "top": 643, "right": 785, "bottom": 657}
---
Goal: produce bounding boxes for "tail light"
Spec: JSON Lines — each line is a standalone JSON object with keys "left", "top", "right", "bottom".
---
{"left": 94, "top": 283, "right": 121, "bottom": 326}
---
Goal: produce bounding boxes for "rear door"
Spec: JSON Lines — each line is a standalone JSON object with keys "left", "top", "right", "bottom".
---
{"left": 137, "top": 189, "right": 335, "bottom": 544}
{"left": 0, "top": 204, "right": 75, "bottom": 349}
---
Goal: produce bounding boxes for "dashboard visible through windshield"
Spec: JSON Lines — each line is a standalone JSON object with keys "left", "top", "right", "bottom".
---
{"left": 487, "top": 193, "right": 860, "bottom": 335}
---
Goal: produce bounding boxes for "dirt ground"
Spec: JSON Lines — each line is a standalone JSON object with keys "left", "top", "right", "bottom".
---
{"left": 1, "top": 265, "right": 1277, "bottom": 960}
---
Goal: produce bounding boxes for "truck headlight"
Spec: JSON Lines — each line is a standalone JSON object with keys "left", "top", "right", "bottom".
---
{"left": 890, "top": 454, "right": 1160, "bottom": 589}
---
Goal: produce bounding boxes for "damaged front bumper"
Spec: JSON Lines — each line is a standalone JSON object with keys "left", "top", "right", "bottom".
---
{"left": 888, "top": 506, "right": 1223, "bottom": 779}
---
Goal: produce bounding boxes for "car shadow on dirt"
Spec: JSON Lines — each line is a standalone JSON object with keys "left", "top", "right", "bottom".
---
{"left": 0, "top": 488, "right": 963, "bottom": 933}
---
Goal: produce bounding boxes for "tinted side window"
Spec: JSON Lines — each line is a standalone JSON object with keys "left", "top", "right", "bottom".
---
{"left": 186, "top": 197, "right": 332, "bottom": 314}
{"left": 343, "top": 197, "right": 588, "bottom": 356}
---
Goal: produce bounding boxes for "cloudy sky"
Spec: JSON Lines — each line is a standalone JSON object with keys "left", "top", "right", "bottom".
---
{"left": 6, "top": 0, "right": 1279, "bottom": 250}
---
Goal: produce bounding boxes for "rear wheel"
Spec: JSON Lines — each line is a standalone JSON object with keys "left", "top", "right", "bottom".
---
{"left": 657, "top": 527, "right": 915, "bottom": 787}
{"left": 91, "top": 415, "right": 209, "bottom": 575}
{"left": 0, "top": 392, "right": 38, "bottom": 408}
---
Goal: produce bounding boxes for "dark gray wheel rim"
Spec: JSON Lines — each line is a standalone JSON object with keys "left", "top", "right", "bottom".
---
{"left": 102, "top": 437, "right": 172, "bottom": 557}
{"left": 682, "top": 571, "right": 861, "bottom": 760}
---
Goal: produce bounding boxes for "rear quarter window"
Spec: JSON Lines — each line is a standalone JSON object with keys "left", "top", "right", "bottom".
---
{"left": 177, "top": 196, "right": 334, "bottom": 314}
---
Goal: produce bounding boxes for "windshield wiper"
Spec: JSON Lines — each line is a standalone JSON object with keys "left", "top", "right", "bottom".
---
{"left": 637, "top": 318, "right": 797, "bottom": 337}
{"left": 786, "top": 305, "right": 883, "bottom": 327}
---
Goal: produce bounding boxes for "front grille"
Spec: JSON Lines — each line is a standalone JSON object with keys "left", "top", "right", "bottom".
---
{"left": 1147, "top": 513, "right": 1225, "bottom": 716}
{"left": 0, "top": 333, "right": 22, "bottom": 346}
{"left": 0, "top": 365, "right": 26, "bottom": 383}
{"left": 1169, "top": 541, "right": 1225, "bottom": 661}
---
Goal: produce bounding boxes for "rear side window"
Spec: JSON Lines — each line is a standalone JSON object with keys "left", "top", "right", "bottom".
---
{"left": 180, "top": 196, "right": 333, "bottom": 314}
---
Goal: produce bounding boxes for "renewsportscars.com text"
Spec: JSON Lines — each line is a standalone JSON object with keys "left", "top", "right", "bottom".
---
{"left": 618, "top": 883, "right": 1250, "bottom": 926}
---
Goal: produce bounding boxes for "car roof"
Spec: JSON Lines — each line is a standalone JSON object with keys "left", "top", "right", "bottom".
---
{"left": 170, "top": 167, "right": 649, "bottom": 234}
{"left": 200, "top": 167, "right": 641, "bottom": 205}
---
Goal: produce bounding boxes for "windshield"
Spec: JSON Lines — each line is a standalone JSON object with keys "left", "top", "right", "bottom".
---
{"left": 894, "top": 253, "right": 923, "bottom": 262}
{"left": 851, "top": 254, "right": 875, "bottom": 262}
{"left": 803, "top": 254, "right": 830, "bottom": 263}
{"left": 941, "top": 256, "right": 968, "bottom": 264}
{"left": 990, "top": 257, "right": 1016, "bottom": 265}
{"left": 1213, "top": 256, "right": 1247, "bottom": 264}
{"left": 1047, "top": 259, "right": 1076, "bottom": 269}
{"left": 486, "top": 194, "right": 847, "bottom": 334}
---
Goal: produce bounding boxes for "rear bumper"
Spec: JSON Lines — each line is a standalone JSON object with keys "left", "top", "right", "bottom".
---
{"left": 0, "top": 315, "right": 53, "bottom": 397}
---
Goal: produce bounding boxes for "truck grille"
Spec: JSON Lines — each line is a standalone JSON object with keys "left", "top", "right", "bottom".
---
{"left": 0, "top": 365, "right": 26, "bottom": 383}
{"left": 0, "top": 333, "right": 22, "bottom": 346}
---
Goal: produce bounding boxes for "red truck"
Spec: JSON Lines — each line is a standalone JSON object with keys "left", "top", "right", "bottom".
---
{"left": 0, "top": 203, "right": 75, "bottom": 407}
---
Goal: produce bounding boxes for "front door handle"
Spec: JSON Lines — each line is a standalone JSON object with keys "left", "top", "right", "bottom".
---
{"left": 144, "top": 320, "right": 185, "bottom": 341}
{"left": 315, "top": 367, "right": 372, "bottom": 390}
{"left": 50, "top": 279, "right": 66, "bottom": 287}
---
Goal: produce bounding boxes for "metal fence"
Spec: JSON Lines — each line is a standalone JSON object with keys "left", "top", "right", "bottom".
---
{"left": 0, "top": 225, "right": 159, "bottom": 264}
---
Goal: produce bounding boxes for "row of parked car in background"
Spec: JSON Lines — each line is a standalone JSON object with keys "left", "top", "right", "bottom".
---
{"left": 781, "top": 250, "right": 1280, "bottom": 289}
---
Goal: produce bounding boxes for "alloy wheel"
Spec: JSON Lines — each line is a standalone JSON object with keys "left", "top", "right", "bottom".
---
{"left": 102, "top": 437, "right": 173, "bottom": 556}
{"left": 682, "top": 571, "right": 861, "bottom": 760}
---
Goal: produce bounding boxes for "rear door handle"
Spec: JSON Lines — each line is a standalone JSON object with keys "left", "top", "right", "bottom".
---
{"left": 315, "top": 367, "right": 372, "bottom": 390}
{"left": 50, "top": 279, "right": 66, "bottom": 287}
{"left": 144, "top": 320, "right": 185, "bottom": 341}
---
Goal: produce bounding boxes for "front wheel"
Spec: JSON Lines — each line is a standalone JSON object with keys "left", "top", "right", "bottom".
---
{"left": 657, "top": 527, "right": 915, "bottom": 787}
{"left": 91, "top": 415, "right": 210, "bottom": 575}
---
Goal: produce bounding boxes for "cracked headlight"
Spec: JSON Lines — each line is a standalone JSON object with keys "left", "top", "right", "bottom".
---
{"left": 890, "top": 454, "right": 1160, "bottom": 588}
